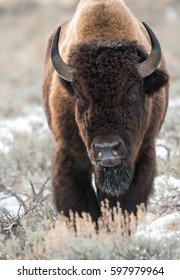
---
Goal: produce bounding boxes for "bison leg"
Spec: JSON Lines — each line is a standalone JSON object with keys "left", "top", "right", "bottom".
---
{"left": 121, "top": 144, "right": 156, "bottom": 213}
{"left": 52, "top": 146, "right": 101, "bottom": 221}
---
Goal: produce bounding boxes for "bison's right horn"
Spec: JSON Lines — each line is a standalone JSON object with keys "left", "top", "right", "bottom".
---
{"left": 51, "top": 26, "right": 74, "bottom": 83}
{"left": 136, "top": 22, "right": 161, "bottom": 78}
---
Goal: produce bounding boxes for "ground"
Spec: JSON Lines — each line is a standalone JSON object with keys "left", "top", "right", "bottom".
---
{"left": 0, "top": 0, "right": 179, "bottom": 259}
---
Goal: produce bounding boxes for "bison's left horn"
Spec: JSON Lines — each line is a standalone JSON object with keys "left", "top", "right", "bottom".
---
{"left": 51, "top": 26, "right": 74, "bottom": 83}
{"left": 136, "top": 22, "right": 161, "bottom": 78}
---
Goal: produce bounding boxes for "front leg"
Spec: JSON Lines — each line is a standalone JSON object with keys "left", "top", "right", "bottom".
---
{"left": 52, "top": 146, "right": 101, "bottom": 221}
{"left": 120, "top": 144, "right": 157, "bottom": 213}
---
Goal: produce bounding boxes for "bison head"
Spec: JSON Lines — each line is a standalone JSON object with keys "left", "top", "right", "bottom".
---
{"left": 51, "top": 23, "right": 168, "bottom": 197}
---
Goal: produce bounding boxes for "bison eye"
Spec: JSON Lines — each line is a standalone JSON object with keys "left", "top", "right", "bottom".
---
{"left": 129, "top": 91, "right": 139, "bottom": 101}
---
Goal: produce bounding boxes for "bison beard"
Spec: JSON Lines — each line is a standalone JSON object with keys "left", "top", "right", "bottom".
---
{"left": 94, "top": 162, "right": 133, "bottom": 197}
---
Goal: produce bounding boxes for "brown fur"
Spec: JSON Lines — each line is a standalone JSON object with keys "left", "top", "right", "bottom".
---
{"left": 42, "top": 0, "right": 169, "bottom": 221}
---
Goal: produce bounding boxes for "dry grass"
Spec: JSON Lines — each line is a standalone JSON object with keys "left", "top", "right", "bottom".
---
{"left": 1, "top": 199, "right": 179, "bottom": 260}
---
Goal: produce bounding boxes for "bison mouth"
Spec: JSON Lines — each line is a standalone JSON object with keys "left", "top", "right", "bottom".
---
{"left": 94, "top": 162, "right": 133, "bottom": 197}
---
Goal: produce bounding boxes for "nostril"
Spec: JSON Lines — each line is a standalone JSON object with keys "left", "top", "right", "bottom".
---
{"left": 93, "top": 144, "right": 103, "bottom": 158}
{"left": 93, "top": 144, "right": 102, "bottom": 152}
{"left": 111, "top": 142, "right": 122, "bottom": 156}
{"left": 112, "top": 142, "right": 119, "bottom": 148}
{"left": 112, "top": 147, "right": 118, "bottom": 156}
{"left": 98, "top": 151, "right": 102, "bottom": 158}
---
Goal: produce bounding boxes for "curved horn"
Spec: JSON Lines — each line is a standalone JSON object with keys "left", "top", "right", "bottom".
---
{"left": 136, "top": 22, "right": 161, "bottom": 78}
{"left": 51, "top": 26, "right": 74, "bottom": 82}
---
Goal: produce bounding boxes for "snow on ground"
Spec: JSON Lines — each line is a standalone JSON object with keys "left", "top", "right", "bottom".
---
{"left": 156, "top": 139, "right": 170, "bottom": 160}
{"left": 136, "top": 212, "right": 180, "bottom": 240}
{"left": 0, "top": 106, "right": 48, "bottom": 153}
{"left": 169, "top": 98, "right": 180, "bottom": 108}
{"left": 0, "top": 106, "right": 48, "bottom": 136}
{"left": 0, "top": 105, "right": 48, "bottom": 215}
{"left": 136, "top": 173, "right": 180, "bottom": 238}
{"left": 0, "top": 193, "right": 25, "bottom": 216}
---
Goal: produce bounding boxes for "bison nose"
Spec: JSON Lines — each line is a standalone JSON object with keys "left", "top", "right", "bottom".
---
{"left": 92, "top": 135, "right": 126, "bottom": 167}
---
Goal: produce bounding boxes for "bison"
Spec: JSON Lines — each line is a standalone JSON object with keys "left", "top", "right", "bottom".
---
{"left": 42, "top": 0, "right": 169, "bottom": 221}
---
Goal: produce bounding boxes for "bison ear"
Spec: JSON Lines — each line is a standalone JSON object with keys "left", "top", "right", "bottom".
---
{"left": 143, "top": 69, "right": 169, "bottom": 96}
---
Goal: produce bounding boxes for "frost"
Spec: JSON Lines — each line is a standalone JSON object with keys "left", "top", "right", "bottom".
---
{"left": 0, "top": 106, "right": 48, "bottom": 153}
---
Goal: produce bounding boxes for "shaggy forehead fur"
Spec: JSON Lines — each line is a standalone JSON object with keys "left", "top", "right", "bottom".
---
{"left": 68, "top": 40, "right": 147, "bottom": 103}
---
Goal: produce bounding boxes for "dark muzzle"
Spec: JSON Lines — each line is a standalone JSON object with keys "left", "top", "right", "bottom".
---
{"left": 91, "top": 135, "right": 128, "bottom": 167}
